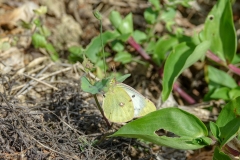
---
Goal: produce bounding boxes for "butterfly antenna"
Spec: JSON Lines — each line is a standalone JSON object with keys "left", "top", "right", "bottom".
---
{"left": 93, "top": 10, "right": 106, "bottom": 78}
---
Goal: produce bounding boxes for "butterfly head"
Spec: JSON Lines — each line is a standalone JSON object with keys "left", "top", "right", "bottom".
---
{"left": 109, "top": 78, "right": 117, "bottom": 86}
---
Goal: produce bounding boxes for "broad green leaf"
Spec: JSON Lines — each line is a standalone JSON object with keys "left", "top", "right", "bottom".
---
{"left": 162, "top": 41, "right": 210, "bottom": 101}
{"left": 111, "top": 40, "right": 124, "bottom": 52}
{"left": 228, "top": 87, "right": 240, "bottom": 99}
{"left": 32, "top": 33, "right": 47, "bottom": 48}
{"left": 207, "top": 66, "right": 237, "bottom": 89}
{"left": 111, "top": 108, "right": 211, "bottom": 150}
{"left": 208, "top": 87, "right": 230, "bottom": 101}
{"left": 80, "top": 76, "right": 99, "bottom": 94}
{"left": 153, "top": 36, "right": 178, "bottom": 63}
{"left": 217, "top": 97, "right": 240, "bottom": 127}
{"left": 109, "top": 11, "right": 122, "bottom": 29}
{"left": 160, "top": 8, "right": 176, "bottom": 22}
{"left": 68, "top": 46, "right": 83, "bottom": 63}
{"left": 216, "top": 97, "right": 240, "bottom": 147}
{"left": 85, "top": 30, "right": 120, "bottom": 63}
{"left": 149, "top": 0, "right": 160, "bottom": 11}
{"left": 201, "top": 0, "right": 236, "bottom": 62}
{"left": 116, "top": 33, "right": 132, "bottom": 42}
{"left": 232, "top": 54, "right": 240, "bottom": 64}
{"left": 93, "top": 78, "right": 109, "bottom": 93}
{"left": 118, "top": 13, "right": 133, "bottom": 35}
{"left": 210, "top": 121, "right": 221, "bottom": 142}
{"left": 144, "top": 7, "right": 158, "bottom": 24}
{"left": 114, "top": 51, "right": 132, "bottom": 64}
{"left": 116, "top": 74, "right": 131, "bottom": 83}
{"left": 80, "top": 76, "right": 108, "bottom": 94}
{"left": 219, "top": 117, "right": 240, "bottom": 147}
{"left": 213, "top": 147, "right": 231, "bottom": 160}
{"left": 132, "top": 30, "right": 147, "bottom": 44}
{"left": 146, "top": 41, "right": 156, "bottom": 53}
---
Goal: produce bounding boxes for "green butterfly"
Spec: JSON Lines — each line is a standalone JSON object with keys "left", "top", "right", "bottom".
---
{"left": 102, "top": 78, "right": 156, "bottom": 123}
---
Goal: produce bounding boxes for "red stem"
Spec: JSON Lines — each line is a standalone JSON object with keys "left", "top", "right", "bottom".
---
{"left": 128, "top": 36, "right": 195, "bottom": 104}
{"left": 206, "top": 50, "right": 240, "bottom": 76}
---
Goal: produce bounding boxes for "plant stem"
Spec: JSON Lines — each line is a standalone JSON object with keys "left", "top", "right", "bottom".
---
{"left": 93, "top": 94, "right": 111, "bottom": 128}
{"left": 206, "top": 50, "right": 240, "bottom": 76}
{"left": 100, "top": 20, "right": 106, "bottom": 77}
{"left": 128, "top": 36, "right": 195, "bottom": 104}
{"left": 128, "top": 36, "right": 151, "bottom": 60}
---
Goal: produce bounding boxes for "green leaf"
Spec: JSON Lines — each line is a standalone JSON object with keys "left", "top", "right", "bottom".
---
{"left": 85, "top": 30, "right": 120, "bottom": 63}
{"left": 162, "top": 41, "right": 210, "bottom": 101}
{"left": 111, "top": 108, "right": 211, "bottom": 150}
{"left": 144, "top": 7, "right": 158, "bottom": 24}
{"left": 116, "top": 74, "right": 131, "bottom": 83}
{"left": 219, "top": 117, "right": 240, "bottom": 147}
{"left": 80, "top": 76, "right": 108, "bottom": 94}
{"left": 111, "top": 40, "right": 124, "bottom": 52}
{"left": 114, "top": 51, "right": 132, "bottom": 64}
{"left": 153, "top": 36, "right": 178, "bottom": 63}
{"left": 68, "top": 46, "right": 83, "bottom": 63}
{"left": 216, "top": 97, "right": 240, "bottom": 147}
{"left": 132, "top": 30, "right": 147, "bottom": 44}
{"left": 81, "top": 76, "right": 98, "bottom": 94}
{"left": 45, "top": 44, "right": 59, "bottom": 61}
{"left": 232, "top": 54, "right": 240, "bottom": 64}
{"left": 160, "top": 8, "right": 176, "bottom": 22}
{"left": 146, "top": 41, "right": 156, "bottom": 53}
{"left": 228, "top": 87, "right": 240, "bottom": 99}
{"left": 109, "top": 11, "right": 122, "bottom": 29}
{"left": 207, "top": 66, "right": 237, "bottom": 89}
{"left": 207, "top": 87, "right": 230, "bottom": 101}
{"left": 33, "top": 19, "right": 41, "bottom": 27}
{"left": 217, "top": 97, "right": 240, "bottom": 127}
{"left": 210, "top": 121, "right": 221, "bottom": 142}
{"left": 118, "top": 13, "right": 133, "bottom": 35}
{"left": 32, "top": 33, "right": 47, "bottom": 48}
{"left": 213, "top": 147, "right": 231, "bottom": 160}
{"left": 201, "top": 0, "right": 236, "bottom": 62}
{"left": 149, "top": 0, "right": 160, "bottom": 11}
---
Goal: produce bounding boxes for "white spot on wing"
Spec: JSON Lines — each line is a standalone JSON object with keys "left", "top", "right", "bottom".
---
{"left": 117, "top": 83, "right": 147, "bottom": 117}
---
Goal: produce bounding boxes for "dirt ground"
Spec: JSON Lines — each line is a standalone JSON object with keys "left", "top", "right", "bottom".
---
{"left": 0, "top": 0, "right": 240, "bottom": 159}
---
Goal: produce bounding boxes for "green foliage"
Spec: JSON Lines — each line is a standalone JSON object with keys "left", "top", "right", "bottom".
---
{"left": 162, "top": 41, "right": 210, "bottom": 101}
{"left": 201, "top": 0, "right": 236, "bottom": 62}
{"left": 28, "top": 6, "right": 59, "bottom": 61}
{"left": 209, "top": 98, "right": 240, "bottom": 159}
{"left": 32, "top": 33, "right": 47, "bottom": 48}
{"left": 204, "top": 66, "right": 239, "bottom": 101}
{"left": 111, "top": 108, "right": 211, "bottom": 150}
{"left": 114, "top": 52, "right": 132, "bottom": 64}
{"left": 213, "top": 147, "right": 232, "bottom": 160}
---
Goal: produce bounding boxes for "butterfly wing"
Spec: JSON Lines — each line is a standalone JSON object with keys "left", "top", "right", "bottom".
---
{"left": 102, "top": 86, "right": 134, "bottom": 123}
{"left": 117, "top": 83, "right": 156, "bottom": 117}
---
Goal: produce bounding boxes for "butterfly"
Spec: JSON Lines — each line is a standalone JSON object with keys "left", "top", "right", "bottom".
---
{"left": 102, "top": 78, "right": 156, "bottom": 123}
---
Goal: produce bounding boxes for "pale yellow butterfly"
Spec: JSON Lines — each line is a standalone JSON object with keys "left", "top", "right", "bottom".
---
{"left": 102, "top": 78, "right": 156, "bottom": 123}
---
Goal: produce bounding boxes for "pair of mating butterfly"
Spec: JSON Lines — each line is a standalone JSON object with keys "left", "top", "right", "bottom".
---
{"left": 102, "top": 78, "right": 156, "bottom": 123}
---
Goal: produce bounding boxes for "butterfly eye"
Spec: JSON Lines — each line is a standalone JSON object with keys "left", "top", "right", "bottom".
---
{"left": 132, "top": 95, "right": 135, "bottom": 98}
